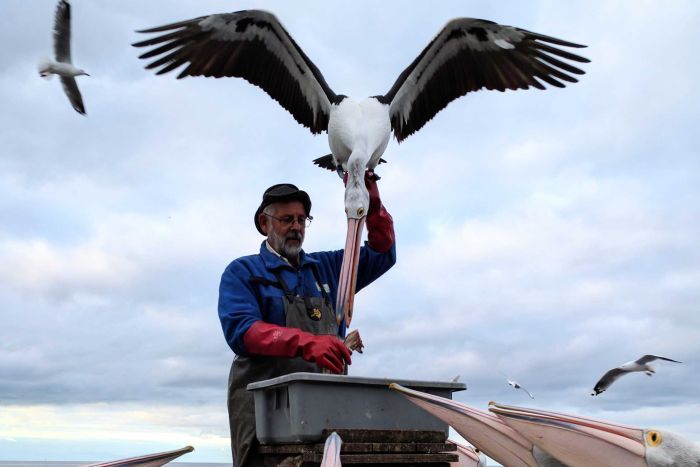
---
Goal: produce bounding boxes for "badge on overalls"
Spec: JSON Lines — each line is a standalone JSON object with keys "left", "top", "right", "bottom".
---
{"left": 308, "top": 307, "right": 322, "bottom": 321}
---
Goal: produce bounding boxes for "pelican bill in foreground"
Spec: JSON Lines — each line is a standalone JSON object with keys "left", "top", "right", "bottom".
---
{"left": 320, "top": 431, "right": 343, "bottom": 467}
{"left": 39, "top": 0, "right": 89, "bottom": 115}
{"left": 133, "top": 10, "right": 589, "bottom": 326}
{"left": 449, "top": 439, "right": 488, "bottom": 467}
{"left": 490, "top": 402, "right": 700, "bottom": 467}
{"left": 84, "top": 445, "right": 194, "bottom": 467}
{"left": 389, "top": 383, "right": 564, "bottom": 467}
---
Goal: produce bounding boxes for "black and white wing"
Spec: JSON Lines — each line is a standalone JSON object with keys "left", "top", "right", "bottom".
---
{"left": 381, "top": 18, "right": 590, "bottom": 141}
{"left": 591, "top": 368, "right": 627, "bottom": 395}
{"left": 636, "top": 355, "right": 682, "bottom": 365}
{"left": 133, "top": 10, "right": 338, "bottom": 134}
{"left": 53, "top": 0, "right": 72, "bottom": 63}
{"left": 60, "top": 76, "right": 86, "bottom": 114}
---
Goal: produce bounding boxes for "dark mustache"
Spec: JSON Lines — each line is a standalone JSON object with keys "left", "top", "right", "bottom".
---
{"left": 286, "top": 231, "right": 302, "bottom": 241}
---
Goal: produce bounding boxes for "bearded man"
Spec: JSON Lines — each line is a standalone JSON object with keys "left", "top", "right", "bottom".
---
{"left": 218, "top": 174, "right": 396, "bottom": 466}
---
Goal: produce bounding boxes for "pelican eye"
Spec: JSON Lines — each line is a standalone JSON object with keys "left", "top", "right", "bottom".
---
{"left": 646, "top": 430, "right": 662, "bottom": 447}
{"left": 357, "top": 207, "right": 364, "bottom": 216}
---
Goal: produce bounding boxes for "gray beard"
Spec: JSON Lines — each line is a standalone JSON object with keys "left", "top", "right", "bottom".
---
{"left": 268, "top": 229, "right": 303, "bottom": 262}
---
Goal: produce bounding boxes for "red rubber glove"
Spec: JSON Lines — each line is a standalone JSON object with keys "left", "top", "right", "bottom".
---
{"left": 365, "top": 171, "right": 394, "bottom": 253}
{"left": 243, "top": 321, "right": 352, "bottom": 374}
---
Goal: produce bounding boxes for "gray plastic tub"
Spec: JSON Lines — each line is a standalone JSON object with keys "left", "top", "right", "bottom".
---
{"left": 247, "top": 372, "right": 466, "bottom": 444}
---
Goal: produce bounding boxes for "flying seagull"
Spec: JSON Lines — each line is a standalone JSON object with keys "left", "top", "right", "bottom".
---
{"left": 389, "top": 383, "right": 564, "bottom": 467}
{"left": 133, "top": 10, "right": 589, "bottom": 326}
{"left": 85, "top": 445, "right": 194, "bottom": 467}
{"left": 508, "top": 379, "right": 535, "bottom": 399}
{"left": 591, "top": 354, "right": 682, "bottom": 396}
{"left": 490, "top": 402, "right": 700, "bottom": 467}
{"left": 38, "top": 0, "right": 89, "bottom": 115}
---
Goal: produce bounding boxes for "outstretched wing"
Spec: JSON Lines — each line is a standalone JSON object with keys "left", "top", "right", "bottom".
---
{"left": 591, "top": 368, "right": 626, "bottom": 395}
{"left": 60, "top": 76, "right": 85, "bottom": 115}
{"left": 53, "top": 0, "right": 72, "bottom": 63}
{"left": 382, "top": 18, "right": 589, "bottom": 141}
{"left": 637, "top": 354, "right": 682, "bottom": 365}
{"left": 313, "top": 154, "right": 387, "bottom": 172}
{"left": 133, "top": 10, "right": 338, "bottom": 134}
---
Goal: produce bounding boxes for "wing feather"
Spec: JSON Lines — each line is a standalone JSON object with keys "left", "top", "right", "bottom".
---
{"left": 383, "top": 18, "right": 589, "bottom": 141}
{"left": 53, "top": 0, "right": 71, "bottom": 63}
{"left": 60, "top": 76, "right": 85, "bottom": 115}
{"left": 592, "top": 368, "right": 626, "bottom": 395}
{"left": 133, "top": 10, "right": 336, "bottom": 134}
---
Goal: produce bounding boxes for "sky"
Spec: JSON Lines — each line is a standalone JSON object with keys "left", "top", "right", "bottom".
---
{"left": 1, "top": 0, "right": 699, "bottom": 464}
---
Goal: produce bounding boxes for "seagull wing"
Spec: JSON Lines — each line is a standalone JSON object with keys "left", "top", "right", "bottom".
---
{"left": 133, "top": 10, "right": 336, "bottom": 134}
{"left": 519, "top": 386, "right": 535, "bottom": 399}
{"left": 636, "top": 354, "right": 682, "bottom": 365}
{"left": 591, "top": 367, "right": 627, "bottom": 395}
{"left": 53, "top": 0, "right": 72, "bottom": 63}
{"left": 60, "top": 76, "right": 86, "bottom": 115}
{"left": 382, "top": 18, "right": 589, "bottom": 141}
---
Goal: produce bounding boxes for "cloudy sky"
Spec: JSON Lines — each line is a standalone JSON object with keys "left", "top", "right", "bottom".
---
{"left": 1, "top": 0, "right": 699, "bottom": 463}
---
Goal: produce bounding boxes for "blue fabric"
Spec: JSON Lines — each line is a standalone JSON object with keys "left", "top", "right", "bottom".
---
{"left": 218, "top": 241, "right": 396, "bottom": 356}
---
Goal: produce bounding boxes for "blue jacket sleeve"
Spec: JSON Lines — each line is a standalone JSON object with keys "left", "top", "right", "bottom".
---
{"left": 218, "top": 261, "right": 262, "bottom": 356}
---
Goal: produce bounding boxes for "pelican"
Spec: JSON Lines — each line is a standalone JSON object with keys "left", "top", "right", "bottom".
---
{"left": 508, "top": 379, "right": 535, "bottom": 399}
{"left": 85, "top": 445, "right": 194, "bottom": 467}
{"left": 592, "top": 355, "right": 682, "bottom": 396}
{"left": 38, "top": 0, "right": 89, "bottom": 115}
{"left": 449, "top": 439, "right": 488, "bottom": 467}
{"left": 490, "top": 402, "right": 700, "bottom": 467}
{"left": 389, "top": 383, "right": 564, "bottom": 467}
{"left": 320, "top": 431, "right": 343, "bottom": 467}
{"left": 133, "top": 10, "right": 589, "bottom": 326}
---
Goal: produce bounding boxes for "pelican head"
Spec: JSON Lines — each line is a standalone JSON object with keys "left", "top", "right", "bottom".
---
{"left": 489, "top": 402, "right": 700, "bottom": 467}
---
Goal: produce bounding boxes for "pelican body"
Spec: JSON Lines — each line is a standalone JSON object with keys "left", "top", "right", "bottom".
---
{"left": 133, "top": 9, "right": 589, "bottom": 326}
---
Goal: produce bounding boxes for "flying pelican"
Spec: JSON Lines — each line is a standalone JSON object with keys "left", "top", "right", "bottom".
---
{"left": 508, "top": 379, "right": 535, "bottom": 399}
{"left": 133, "top": 10, "right": 589, "bottom": 326}
{"left": 389, "top": 383, "right": 564, "bottom": 467}
{"left": 490, "top": 402, "right": 700, "bottom": 467}
{"left": 85, "top": 445, "right": 194, "bottom": 467}
{"left": 591, "top": 355, "right": 682, "bottom": 396}
{"left": 320, "top": 431, "right": 343, "bottom": 467}
{"left": 38, "top": 0, "right": 89, "bottom": 115}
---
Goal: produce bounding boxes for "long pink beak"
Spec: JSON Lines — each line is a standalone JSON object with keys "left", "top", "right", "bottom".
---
{"left": 336, "top": 216, "right": 365, "bottom": 326}
{"left": 389, "top": 383, "right": 542, "bottom": 467}
{"left": 489, "top": 402, "right": 646, "bottom": 467}
{"left": 449, "top": 439, "right": 486, "bottom": 466}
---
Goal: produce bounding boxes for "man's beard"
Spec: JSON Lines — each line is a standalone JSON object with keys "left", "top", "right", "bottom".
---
{"left": 269, "top": 229, "right": 304, "bottom": 261}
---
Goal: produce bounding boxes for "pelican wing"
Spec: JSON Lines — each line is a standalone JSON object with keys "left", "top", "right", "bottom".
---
{"left": 53, "top": 0, "right": 72, "bottom": 63}
{"left": 382, "top": 18, "right": 589, "bottom": 141}
{"left": 60, "top": 76, "right": 86, "bottom": 115}
{"left": 636, "top": 354, "right": 682, "bottom": 365}
{"left": 313, "top": 154, "right": 386, "bottom": 172}
{"left": 591, "top": 367, "right": 626, "bottom": 395}
{"left": 133, "top": 10, "right": 337, "bottom": 134}
{"left": 85, "top": 445, "right": 194, "bottom": 467}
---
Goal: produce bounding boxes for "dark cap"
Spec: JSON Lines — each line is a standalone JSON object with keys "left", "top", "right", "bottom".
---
{"left": 254, "top": 183, "right": 312, "bottom": 235}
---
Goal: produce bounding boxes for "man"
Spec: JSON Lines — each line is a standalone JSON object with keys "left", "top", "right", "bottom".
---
{"left": 218, "top": 172, "right": 396, "bottom": 466}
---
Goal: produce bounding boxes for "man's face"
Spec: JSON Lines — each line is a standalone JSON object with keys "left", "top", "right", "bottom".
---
{"left": 261, "top": 201, "right": 307, "bottom": 261}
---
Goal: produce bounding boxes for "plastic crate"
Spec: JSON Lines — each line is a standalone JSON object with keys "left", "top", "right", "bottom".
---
{"left": 247, "top": 372, "right": 466, "bottom": 444}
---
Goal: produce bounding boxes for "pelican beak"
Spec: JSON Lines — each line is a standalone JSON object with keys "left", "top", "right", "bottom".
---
{"left": 336, "top": 215, "right": 365, "bottom": 326}
{"left": 449, "top": 440, "right": 485, "bottom": 466}
{"left": 320, "top": 431, "right": 342, "bottom": 466}
{"left": 388, "top": 384, "right": 540, "bottom": 467}
{"left": 489, "top": 402, "right": 646, "bottom": 467}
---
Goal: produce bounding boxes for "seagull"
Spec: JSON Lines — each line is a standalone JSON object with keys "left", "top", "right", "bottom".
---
{"left": 320, "top": 431, "right": 342, "bottom": 467}
{"left": 389, "top": 383, "right": 565, "bottom": 467}
{"left": 85, "top": 445, "right": 194, "bottom": 467}
{"left": 508, "top": 379, "right": 535, "bottom": 399}
{"left": 490, "top": 402, "right": 700, "bottom": 467}
{"left": 133, "top": 10, "right": 589, "bottom": 326}
{"left": 38, "top": 0, "right": 89, "bottom": 115}
{"left": 591, "top": 355, "right": 682, "bottom": 396}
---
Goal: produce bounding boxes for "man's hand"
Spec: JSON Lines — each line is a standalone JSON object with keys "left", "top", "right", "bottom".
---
{"left": 365, "top": 170, "right": 394, "bottom": 252}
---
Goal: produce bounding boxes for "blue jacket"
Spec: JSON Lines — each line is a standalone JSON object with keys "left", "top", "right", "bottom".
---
{"left": 218, "top": 241, "right": 396, "bottom": 356}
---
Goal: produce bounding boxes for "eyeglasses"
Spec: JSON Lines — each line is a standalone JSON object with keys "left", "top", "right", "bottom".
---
{"left": 263, "top": 213, "right": 313, "bottom": 228}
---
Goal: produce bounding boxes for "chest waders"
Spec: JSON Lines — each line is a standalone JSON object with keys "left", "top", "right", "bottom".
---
{"left": 227, "top": 266, "right": 337, "bottom": 467}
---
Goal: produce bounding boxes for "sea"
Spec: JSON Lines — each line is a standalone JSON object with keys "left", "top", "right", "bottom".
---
{"left": 0, "top": 463, "right": 231, "bottom": 467}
